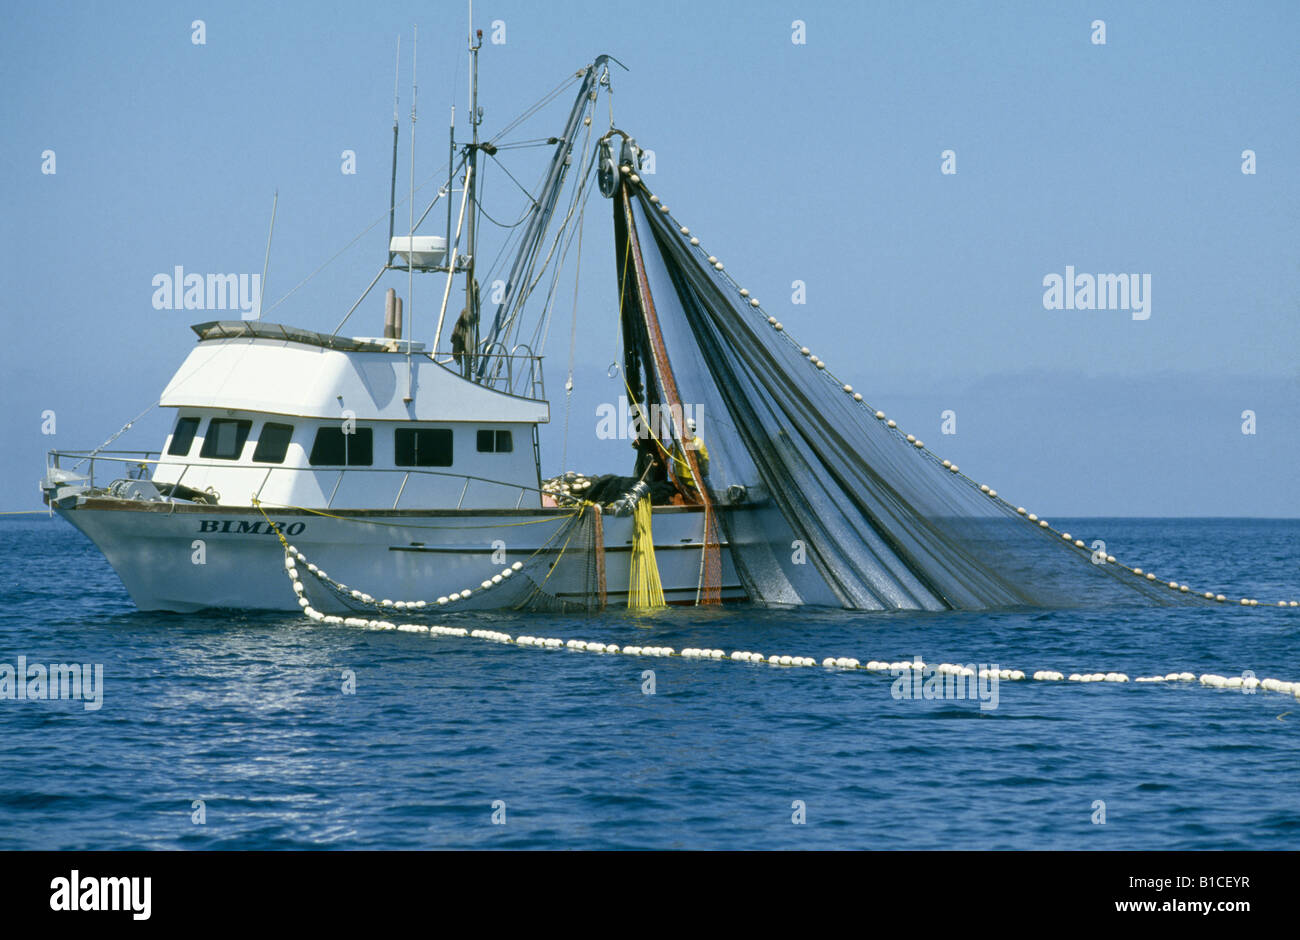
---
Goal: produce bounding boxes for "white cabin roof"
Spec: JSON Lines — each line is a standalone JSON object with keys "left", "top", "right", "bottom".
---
{"left": 160, "top": 321, "right": 549, "bottom": 423}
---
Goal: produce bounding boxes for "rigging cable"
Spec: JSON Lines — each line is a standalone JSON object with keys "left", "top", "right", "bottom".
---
{"left": 487, "top": 88, "right": 600, "bottom": 361}
{"left": 498, "top": 125, "right": 599, "bottom": 354}
{"left": 524, "top": 114, "right": 599, "bottom": 355}
{"left": 520, "top": 119, "right": 598, "bottom": 338}
{"left": 259, "top": 70, "right": 579, "bottom": 323}
{"left": 528, "top": 161, "right": 597, "bottom": 356}
{"left": 70, "top": 399, "right": 164, "bottom": 471}
{"left": 559, "top": 171, "right": 587, "bottom": 474}
{"left": 261, "top": 154, "right": 462, "bottom": 322}
{"left": 486, "top": 73, "right": 581, "bottom": 145}
{"left": 487, "top": 150, "right": 543, "bottom": 206}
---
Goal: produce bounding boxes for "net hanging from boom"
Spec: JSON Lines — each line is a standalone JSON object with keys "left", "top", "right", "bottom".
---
{"left": 606, "top": 164, "right": 1209, "bottom": 611}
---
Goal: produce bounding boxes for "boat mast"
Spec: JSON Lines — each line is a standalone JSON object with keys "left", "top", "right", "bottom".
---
{"left": 465, "top": 14, "right": 483, "bottom": 379}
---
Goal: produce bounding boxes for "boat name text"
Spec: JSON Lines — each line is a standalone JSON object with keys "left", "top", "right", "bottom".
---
{"left": 198, "top": 520, "right": 305, "bottom": 536}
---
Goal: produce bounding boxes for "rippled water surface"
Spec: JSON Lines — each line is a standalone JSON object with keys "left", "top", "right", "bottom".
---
{"left": 1, "top": 516, "right": 1297, "bottom": 849}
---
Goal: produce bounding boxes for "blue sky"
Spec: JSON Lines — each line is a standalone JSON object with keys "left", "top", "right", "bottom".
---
{"left": 3, "top": 0, "right": 1297, "bottom": 514}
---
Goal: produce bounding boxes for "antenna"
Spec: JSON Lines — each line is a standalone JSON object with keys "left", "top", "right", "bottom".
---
{"left": 404, "top": 26, "right": 417, "bottom": 403}
{"left": 387, "top": 35, "right": 400, "bottom": 266}
{"left": 252, "top": 190, "right": 278, "bottom": 321}
{"left": 393, "top": 35, "right": 402, "bottom": 124}
{"left": 446, "top": 102, "right": 455, "bottom": 303}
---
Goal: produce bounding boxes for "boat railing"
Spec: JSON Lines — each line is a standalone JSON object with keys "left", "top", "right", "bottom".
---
{"left": 46, "top": 449, "right": 159, "bottom": 484}
{"left": 45, "top": 449, "right": 545, "bottom": 511}
{"left": 475, "top": 344, "right": 545, "bottom": 400}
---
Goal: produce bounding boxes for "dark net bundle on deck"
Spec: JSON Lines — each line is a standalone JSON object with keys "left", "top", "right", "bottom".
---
{"left": 621, "top": 191, "right": 1208, "bottom": 611}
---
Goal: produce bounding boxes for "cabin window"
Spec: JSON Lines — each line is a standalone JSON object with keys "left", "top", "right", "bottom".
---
{"left": 199, "top": 418, "right": 252, "bottom": 460}
{"left": 167, "top": 416, "right": 201, "bottom": 456}
{"left": 309, "top": 427, "right": 373, "bottom": 466}
{"left": 395, "top": 428, "right": 453, "bottom": 467}
{"left": 252, "top": 422, "right": 295, "bottom": 464}
{"left": 476, "top": 429, "right": 513, "bottom": 453}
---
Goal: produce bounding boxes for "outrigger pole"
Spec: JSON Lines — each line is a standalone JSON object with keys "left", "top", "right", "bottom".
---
{"left": 474, "top": 53, "right": 624, "bottom": 380}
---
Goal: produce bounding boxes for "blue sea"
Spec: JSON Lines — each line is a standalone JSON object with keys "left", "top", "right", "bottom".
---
{"left": 1, "top": 516, "right": 1297, "bottom": 850}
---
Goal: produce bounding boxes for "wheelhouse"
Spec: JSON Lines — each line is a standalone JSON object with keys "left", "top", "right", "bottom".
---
{"left": 145, "top": 321, "right": 548, "bottom": 510}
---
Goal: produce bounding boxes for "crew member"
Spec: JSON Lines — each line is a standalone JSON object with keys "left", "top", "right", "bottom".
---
{"left": 451, "top": 308, "right": 472, "bottom": 375}
{"left": 673, "top": 418, "right": 709, "bottom": 496}
{"left": 451, "top": 280, "right": 480, "bottom": 376}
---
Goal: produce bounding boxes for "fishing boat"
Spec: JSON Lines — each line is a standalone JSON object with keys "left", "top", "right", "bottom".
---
{"left": 41, "top": 40, "right": 747, "bottom": 613}
{"left": 42, "top": 32, "right": 1271, "bottom": 616}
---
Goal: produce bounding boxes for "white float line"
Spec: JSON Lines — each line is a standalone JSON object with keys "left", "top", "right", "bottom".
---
{"left": 282, "top": 543, "right": 527, "bottom": 613}
{"left": 279, "top": 547, "right": 1300, "bottom": 699}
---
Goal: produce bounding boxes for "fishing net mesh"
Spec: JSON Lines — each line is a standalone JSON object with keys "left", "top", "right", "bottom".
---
{"left": 615, "top": 184, "right": 1208, "bottom": 611}
{"left": 512, "top": 503, "right": 606, "bottom": 613}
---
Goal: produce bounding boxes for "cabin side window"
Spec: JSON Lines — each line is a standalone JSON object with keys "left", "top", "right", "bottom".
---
{"left": 476, "top": 429, "right": 513, "bottom": 454}
{"left": 167, "top": 416, "right": 201, "bottom": 456}
{"left": 395, "top": 428, "right": 453, "bottom": 467}
{"left": 309, "top": 427, "right": 373, "bottom": 466}
{"left": 200, "top": 418, "right": 253, "bottom": 460}
{"left": 252, "top": 422, "right": 295, "bottom": 464}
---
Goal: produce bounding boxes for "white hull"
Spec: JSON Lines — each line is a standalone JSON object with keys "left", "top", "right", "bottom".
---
{"left": 55, "top": 497, "right": 745, "bottom": 612}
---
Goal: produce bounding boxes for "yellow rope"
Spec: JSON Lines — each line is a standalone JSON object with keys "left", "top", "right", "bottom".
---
{"left": 252, "top": 498, "right": 291, "bottom": 550}
{"left": 628, "top": 497, "right": 666, "bottom": 609}
{"left": 621, "top": 372, "right": 692, "bottom": 474}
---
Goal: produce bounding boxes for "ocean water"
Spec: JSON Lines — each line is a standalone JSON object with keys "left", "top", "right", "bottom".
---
{"left": 0, "top": 515, "right": 1297, "bottom": 850}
